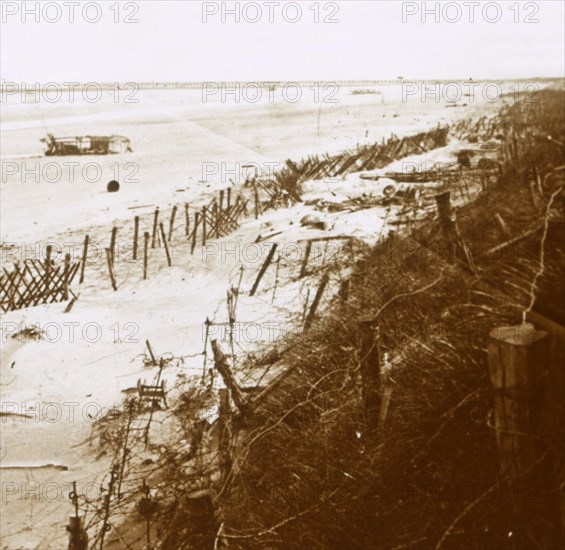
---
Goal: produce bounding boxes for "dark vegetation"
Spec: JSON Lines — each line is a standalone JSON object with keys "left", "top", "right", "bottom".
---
{"left": 90, "top": 90, "right": 564, "bottom": 550}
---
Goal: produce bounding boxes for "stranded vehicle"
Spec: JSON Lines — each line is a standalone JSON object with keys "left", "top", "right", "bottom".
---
{"left": 41, "top": 133, "right": 132, "bottom": 156}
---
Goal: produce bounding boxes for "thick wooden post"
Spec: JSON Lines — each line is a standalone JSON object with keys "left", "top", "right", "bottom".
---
{"left": 151, "top": 207, "right": 159, "bottom": 248}
{"left": 159, "top": 223, "right": 172, "bottom": 267}
{"left": 250, "top": 243, "right": 278, "bottom": 296}
{"left": 488, "top": 323, "right": 548, "bottom": 480}
{"left": 143, "top": 232, "right": 149, "bottom": 280}
{"left": 304, "top": 272, "right": 330, "bottom": 331}
{"left": 434, "top": 191, "right": 474, "bottom": 269}
{"left": 434, "top": 191, "right": 456, "bottom": 241}
{"left": 211, "top": 340, "right": 248, "bottom": 417}
{"left": 168, "top": 205, "right": 177, "bottom": 241}
{"left": 226, "top": 187, "right": 232, "bottom": 210}
{"left": 133, "top": 216, "right": 139, "bottom": 260}
{"left": 105, "top": 248, "right": 117, "bottom": 291}
{"left": 79, "top": 235, "right": 89, "bottom": 284}
{"left": 66, "top": 514, "right": 88, "bottom": 550}
{"left": 358, "top": 316, "right": 381, "bottom": 436}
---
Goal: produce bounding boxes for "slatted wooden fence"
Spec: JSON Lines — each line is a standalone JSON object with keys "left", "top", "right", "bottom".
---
{"left": 0, "top": 256, "right": 80, "bottom": 312}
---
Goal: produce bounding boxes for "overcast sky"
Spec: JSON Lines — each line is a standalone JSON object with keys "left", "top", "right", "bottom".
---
{"left": 1, "top": 1, "right": 563, "bottom": 82}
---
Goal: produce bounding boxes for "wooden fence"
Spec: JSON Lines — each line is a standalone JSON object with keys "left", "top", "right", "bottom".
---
{"left": 0, "top": 253, "right": 80, "bottom": 312}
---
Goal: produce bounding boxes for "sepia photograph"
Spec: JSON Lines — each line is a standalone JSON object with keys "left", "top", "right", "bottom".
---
{"left": 1, "top": 1, "right": 564, "bottom": 548}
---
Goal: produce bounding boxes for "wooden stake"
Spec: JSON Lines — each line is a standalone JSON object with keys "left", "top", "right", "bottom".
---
{"left": 213, "top": 200, "right": 220, "bottom": 238}
{"left": 487, "top": 323, "right": 548, "bottom": 480}
{"left": 304, "top": 271, "right": 330, "bottom": 331}
{"left": 151, "top": 207, "right": 159, "bottom": 249}
{"left": 191, "top": 212, "right": 200, "bottom": 255}
{"left": 133, "top": 216, "right": 139, "bottom": 260}
{"left": 43, "top": 245, "right": 52, "bottom": 301}
{"left": 250, "top": 243, "right": 278, "bottom": 296}
{"left": 211, "top": 340, "right": 247, "bottom": 417}
{"left": 110, "top": 226, "right": 118, "bottom": 266}
{"left": 254, "top": 185, "right": 260, "bottom": 219}
{"left": 271, "top": 255, "right": 281, "bottom": 304}
{"left": 79, "top": 235, "right": 89, "bottom": 284}
{"left": 300, "top": 240, "right": 312, "bottom": 278}
{"left": 168, "top": 205, "right": 177, "bottom": 241}
{"left": 219, "top": 189, "right": 224, "bottom": 214}
{"left": 218, "top": 388, "right": 232, "bottom": 485}
{"left": 145, "top": 340, "right": 158, "bottom": 366}
{"left": 143, "top": 232, "right": 149, "bottom": 280}
{"left": 201, "top": 206, "right": 207, "bottom": 246}
{"left": 159, "top": 223, "right": 172, "bottom": 267}
{"left": 227, "top": 187, "right": 232, "bottom": 210}
{"left": 105, "top": 248, "right": 117, "bottom": 291}
{"left": 63, "top": 253, "right": 71, "bottom": 301}
{"left": 184, "top": 203, "right": 190, "bottom": 238}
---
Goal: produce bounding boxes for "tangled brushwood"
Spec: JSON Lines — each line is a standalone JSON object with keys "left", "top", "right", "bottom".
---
{"left": 83, "top": 90, "right": 564, "bottom": 550}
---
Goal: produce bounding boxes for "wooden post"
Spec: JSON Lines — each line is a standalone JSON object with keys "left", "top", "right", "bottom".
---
{"left": 434, "top": 191, "right": 474, "bottom": 269}
{"left": 184, "top": 204, "right": 190, "bottom": 238}
{"left": 271, "top": 255, "right": 281, "bottom": 304}
{"left": 358, "top": 316, "right": 381, "bottom": 436}
{"left": 145, "top": 340, "right": 158, "bottom": 366}
{"left": 218, "top": 388, "right": 232, "bottom": 484}
{"left": 105, "top": 248, "right": 117, "bottom": 291}
{"left": 434, "top": 191, "right": 456, "bottom": 241}
{"left": 133, "top": 216, "right": 139, "bottom": 260}
{"left": 143, "top": 232, "right": 149, "bottom": 280}
{"left": 250, "top": 243, "right": 278, "bottom": 296}
{"left": 227, "top": 187, "right": 232, "bottom": 210}
{"left": 219, "top": 190, "right": 224, "bottom": 214}
{"left": 213, "top": 200, "right": 220, "bottom": 238}
{"left": 159, "top": 223, "right": 172, "bottom": 267}
{"left": 66, "top": 514, "right": 88, "bottom": 550}
{"left": 151, "top": 207, "right": 159, "bottom": 249}
{"left": 79, "top": 235, "right": 89, "bottom": 284}
{"left": 488, "top": 323, "right": 548, "bottom": 480}
{"left": 110, "top": 226, "right": 118, "bottom": 266}
{"left": 304, "top": 272, "right": 330, "bottom": 331}
{"left": 201, "top": 206, "right": 207, "bottom": 246}
{"left": 168, "top": 205, "right": 177, "bottom": 241}
{"left": 254, "top": 186, "right": 260, "bottom": 219}
{"left": 211, "top": 340, "right": 247, "bottom": 417}
{"left": 191, "top": 212, "right": 200, "bottom": 255}
{"left": 43, "top": 245, "right": 52, "bottom": 301}
{"left": 63, "top": 253, "right": 71, "bottom": 300}
{"left": 300, "top": 240, "right": 312, "bottom": 278}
